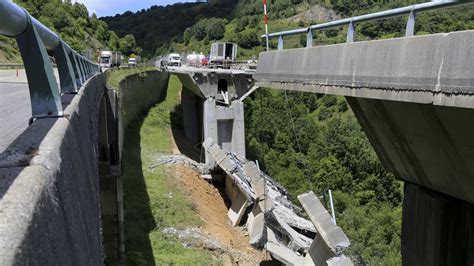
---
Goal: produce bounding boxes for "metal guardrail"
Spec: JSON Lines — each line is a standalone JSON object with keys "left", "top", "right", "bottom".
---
{"left": 262, "top": 0, "right": 474, "bottom": 50}
{"left": 0, "top": 0, "right": 101, "bottom": 120}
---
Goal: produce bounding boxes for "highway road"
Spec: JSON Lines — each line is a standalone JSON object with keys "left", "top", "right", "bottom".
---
{"left": 0, "top": 69, "right": 59, "bottom": 153}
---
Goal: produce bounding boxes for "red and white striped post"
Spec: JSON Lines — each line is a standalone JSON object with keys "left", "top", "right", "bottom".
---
{"left": 263, "top": 0, "right": 269, "bottom": 51}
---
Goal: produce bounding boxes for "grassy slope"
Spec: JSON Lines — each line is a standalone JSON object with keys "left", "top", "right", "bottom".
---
{"left": 119, "top": 74, "right": 216, "bottom": 265}
{"left": 105, "top": 66, "right": 156, "bottom": 89}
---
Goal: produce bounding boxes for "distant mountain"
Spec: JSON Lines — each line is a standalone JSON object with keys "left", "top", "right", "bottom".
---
{"left": 101, "top": 0, "right": 238, "bottom": 57}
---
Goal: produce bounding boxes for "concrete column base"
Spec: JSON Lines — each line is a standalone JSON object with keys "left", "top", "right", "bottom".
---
{"left": 402, "top": 182, "right": 474, "bottom": 265}
{"left": 203, "top": 98, "right": 246, "bottom": 169}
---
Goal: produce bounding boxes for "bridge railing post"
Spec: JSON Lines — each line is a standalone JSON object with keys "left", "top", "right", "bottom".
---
{"left": 68, "top": 49, "right": 83, "bottom": 87}
{"left": 405, "top": 9, "right": 416, "bottom": 37}
{"left": 346, "top": 20, "right": 355, "bottom": 43}
{"left": 278, "top": 35, "right": 283, "bottom": 50}
{"left": 16, "top": 18, "right": 63, "bottom": 118}
{"left": 306, "top": 29, "right": 313, "bottom": 48}
{"left": 53, "top": 41, "right": 78, "bottom": 94}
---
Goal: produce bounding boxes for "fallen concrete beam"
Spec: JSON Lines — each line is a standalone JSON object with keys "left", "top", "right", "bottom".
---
{"left": 266, "top": 242, "right": 305, "bottom": 266}
{"left": 247, "top": 204, "right": 266, "bottom": 246}
{"left": 298, "top": 191, "right": 350, "bottom": 255}
{"left": 227, "top": 190, "right": 250, "bottom": 226}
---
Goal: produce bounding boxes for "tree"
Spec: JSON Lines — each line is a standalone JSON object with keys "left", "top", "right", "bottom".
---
{"left": 119, "top": 34, "right": 137, "bottom": 54}
{"left": 237, "top": 29, "right": 260, "bottom": 48}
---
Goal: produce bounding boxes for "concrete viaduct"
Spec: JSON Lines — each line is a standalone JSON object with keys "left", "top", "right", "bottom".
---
{"left": 1, "top": 0, "right": 474, "bottom": 264}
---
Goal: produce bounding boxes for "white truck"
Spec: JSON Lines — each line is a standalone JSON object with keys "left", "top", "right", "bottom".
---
{"left": 209, "top": 42, "right": 237, "bottom": 68}
{"left": 99, "top": 51, "right": 122, "bottom": 68}
{"left": 167, "top": 53, "right": 181, "bottom": 67}
{"left": 128, "top": 57, "right": 137, "bottom": 66}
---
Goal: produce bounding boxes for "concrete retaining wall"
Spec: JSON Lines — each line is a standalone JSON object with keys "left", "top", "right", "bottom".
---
{"left": 0, "top": 69, "right": 170, "bottom": 264}
{"left": 115, "top": 70, "right": 170, "bottom": 158}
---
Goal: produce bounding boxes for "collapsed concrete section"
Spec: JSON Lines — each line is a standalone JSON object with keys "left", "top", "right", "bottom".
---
{"left": 170, "top": 67, "right": 253, "bottom": 170}
{"left": 203, "top": 138, "right": 352, "bottom": 265}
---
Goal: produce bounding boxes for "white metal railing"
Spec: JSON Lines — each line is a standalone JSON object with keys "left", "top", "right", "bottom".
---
{"left": 262, "top": 0, "right": 474, "bottom": 50}
{"left": 0, "top": 0, "right": 101, "bottom": 121}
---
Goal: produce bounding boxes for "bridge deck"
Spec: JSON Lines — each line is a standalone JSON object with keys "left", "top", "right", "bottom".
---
{"left": 254, "top": 30, "right": 474, "bottom": 109}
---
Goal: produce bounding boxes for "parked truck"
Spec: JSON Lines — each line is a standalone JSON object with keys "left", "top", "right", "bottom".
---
{"left": 99, "top": 51, "right": 122, "bottom": 68}
{"left": 209, "top": 42, "right": 237, "bottom": 68}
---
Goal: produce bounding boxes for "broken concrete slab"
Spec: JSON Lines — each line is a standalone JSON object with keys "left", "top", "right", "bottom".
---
{"left": 303, "top": 234, "right": 335, "bottom": 266}
{"left": 228, "top": 191, "right": 250, "bottom": 226}
{"left": 266, "top": 242, "right": 305, "bottom": 266}
{"left": 272, "top": 212, "right": 313, "bottom": 252}
{"left": 247, "top": 204, "right": 266, "bottom": 246}
{"left": 327, "top": 255, "right": 353, "bottom": 266}
{"left": 298, "top": 191, "right": 350, "bottom": 254}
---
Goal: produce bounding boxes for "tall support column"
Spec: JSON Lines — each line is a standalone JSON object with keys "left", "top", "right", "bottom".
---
{"left": 181, "top": 88, "right": 201, "bottom": 144}
{"left": 231, "top": 101, "right": 245, "bottom": 158}
{"left": 402, "top": 182, "right": 474, "bottom": 265}
{"left": 203, "top": 98, "right": 246, "bottom": 169}
{"left": 203, "top": 98, "right": 218, "bottom": 167}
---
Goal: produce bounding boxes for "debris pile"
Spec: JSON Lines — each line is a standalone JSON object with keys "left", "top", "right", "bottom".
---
{"left": 202, "top": 138, "right": 353, "bottom": 265}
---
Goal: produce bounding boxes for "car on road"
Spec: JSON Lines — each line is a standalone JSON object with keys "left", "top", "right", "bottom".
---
{"left": 128, "top": 57, "right": 137, "bottom": 66}
{"left": 167, "top": 53, "right": 181, "bottom": 67}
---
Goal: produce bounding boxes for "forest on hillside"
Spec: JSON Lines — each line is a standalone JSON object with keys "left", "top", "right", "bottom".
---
{"left": 0, "top": 0, "right": 141, "bottom": 62}
{"left": 102, "top": 0, "right": 474, "bottom": 58}
{"left": 245, "top": 90, "right": 402, "bottom": 264}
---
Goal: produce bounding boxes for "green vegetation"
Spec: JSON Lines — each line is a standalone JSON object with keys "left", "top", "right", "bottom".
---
{"left": 105, "top": 66, "right": 156, "bottom": 89}
{"left": 245, "top": 90, "right": 403, "bottom": 264}
{"left": 101, "top": 0, "right": 238, "bottom": 57}
{"left": 102, "top": 1, "right": 474, "bottom": 264}
{"left": 1, "top": 0, "right": 142, "bottom": 63}
{"left": 102, "top": 0, "right": 474, "bottom": 60}
{"left": 120, "top": 75, "right": 216, "bottom": 265}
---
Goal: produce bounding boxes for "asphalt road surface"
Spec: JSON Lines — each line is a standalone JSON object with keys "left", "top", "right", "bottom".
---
{"left": 0, "top": 69, "right": 59, "bottom": 152}
{"left": 0, "top": 82, "right": 30, "bottom": 153}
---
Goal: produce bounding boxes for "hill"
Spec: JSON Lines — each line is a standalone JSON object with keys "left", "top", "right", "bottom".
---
{"left": 0, "top": 0, "right": 141, "bottom": 63}
{"left": 101, "top": 0, "right": 239, "bottom": 58}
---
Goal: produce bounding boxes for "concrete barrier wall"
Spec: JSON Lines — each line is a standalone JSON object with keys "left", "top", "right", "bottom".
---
{"left": 0, "top": 74, "right": 106, "bottom": 264}
{"left": 0, "top": 69, "right": 170, "bottom": 264}
{"left": 116, "top": 70, "right": 170, "bottom": 158}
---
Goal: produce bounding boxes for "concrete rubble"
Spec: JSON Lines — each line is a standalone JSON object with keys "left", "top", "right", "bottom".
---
{"left": 202, "top": 138, "right": 353, "bottom": 265}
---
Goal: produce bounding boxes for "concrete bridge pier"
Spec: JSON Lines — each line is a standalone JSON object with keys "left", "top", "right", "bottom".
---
{"left": 181, "top": 88, "right": 203, "bottom": 145}
{"left": 203, "top": 98, "right": 245, "bottom": 168}
{"left": 345, "top": 96, "right": 474, "bottom": 264}
{"left": 171, "top": 68, "right": 253, "bottom": 169}
{"left": 402, "top": 182, "right": 474, "bottom": 265}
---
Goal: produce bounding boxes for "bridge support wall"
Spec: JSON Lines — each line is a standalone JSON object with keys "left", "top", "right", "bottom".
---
{"left": 174, "top": 70, "right": 252, "bottom": 169}
{"left": 181, "top": 88, "right": 203, "bottom": 145}
{"left": 402, "top": 182, "right": 474, "bottom": 265}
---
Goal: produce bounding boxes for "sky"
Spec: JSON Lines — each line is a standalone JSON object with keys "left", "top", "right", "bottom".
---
{"left": 73, "top": 0, "right": 193, "bottom": 17}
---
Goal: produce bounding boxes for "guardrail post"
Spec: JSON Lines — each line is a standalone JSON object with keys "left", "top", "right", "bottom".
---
{"left": 306, "top": 29, "right": 313, "bottom": 48}
{"left": 68, "top": 50, "right": 83, "bottom": 86}
{"left": 16, "top": 21, "right": 62, "bottom": 117}
{"left": 53, "top": 41, "right": 78, "bottom": 93}
{"left": 79, "top": 58, "right": 87, "bottom": 81}
{"left": 278, "top": 35, "right": 283, "bottom": 50}
{"left": 405, "top": 9, "right": 416, "bottom": 37}
{"left": 346, "top": 20, "right": 355, "bottom": 43}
